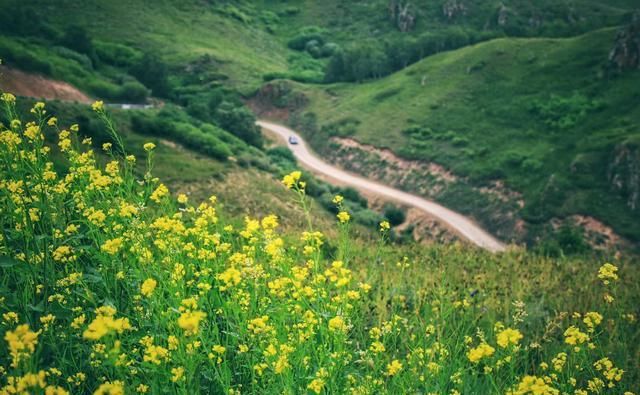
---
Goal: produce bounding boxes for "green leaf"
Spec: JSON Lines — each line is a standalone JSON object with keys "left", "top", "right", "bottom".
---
{"left": 27, "top": 301, "right": 45, "bottom": 312}
{"left": 0, "top": 255, "right": 19, "bottom": 268}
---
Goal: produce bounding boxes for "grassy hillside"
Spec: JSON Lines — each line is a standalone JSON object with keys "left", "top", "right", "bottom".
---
{"left": 1, "top": 0, "right": 638, "bottom": 251}
{"left": 0, "top": 97, "right": 638, "bottom": 394}
{"left": 264, "top": 27, "right": 640, "bottom": 247}
{"left": 0, "top": 0, "right": 291, "bottom": 92}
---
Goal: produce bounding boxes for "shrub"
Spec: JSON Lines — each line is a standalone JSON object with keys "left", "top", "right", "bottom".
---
{"left": 131, "top": 113, "right": 234, "bottom": 161}
{"left": 352, "top": 208, "right": 385, "bottom": 227}
{"left": 287, "top": 27, "right": 326, "bottom": 51}
{"left": 530, "top": 93, "right": 604, "bottom": 130}
{"left": 87, "top": 79, "right": 122, "bottom": 101}
{"left": 59, "top": 25, "right": 95, "bottom": 61}
{"left": 214, "top": 102, "right": 263, "bottom": 147}
{"left": 52, "top": 46, "right": 93, "bottom": 69}
{"left": 94, "top": 41, "right": 143, "bottom": 67}
{"left": 383, "top": 203, "right": 407, "bottom": 226}
{"left": 119, "top": 81, "right": 149, "bottom": 103}
{"left": 0, "top": 41, "right": 52, "bottom": 75}
{"left": 130, "top": 53, "right": 172, "bottom": 98}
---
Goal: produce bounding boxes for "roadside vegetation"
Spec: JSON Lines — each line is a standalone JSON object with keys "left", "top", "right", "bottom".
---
{"left": 0, "top": 97, "right": 638, "bottom": 394}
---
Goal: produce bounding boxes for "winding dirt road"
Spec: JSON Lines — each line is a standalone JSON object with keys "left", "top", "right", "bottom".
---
{"left": 258, "top": 120, "right": 506, "bottom": 253}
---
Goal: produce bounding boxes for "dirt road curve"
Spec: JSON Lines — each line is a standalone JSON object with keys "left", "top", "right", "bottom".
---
{"left": 257, "top": 120, "right": 506, "bottom": 253}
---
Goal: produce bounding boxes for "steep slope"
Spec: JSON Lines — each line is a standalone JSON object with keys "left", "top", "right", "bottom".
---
{"left": 262, "top": 27, "right": 640, "bottom": 247}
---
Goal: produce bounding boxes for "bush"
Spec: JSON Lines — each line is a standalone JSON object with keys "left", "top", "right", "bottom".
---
{"left": 530, "top": 93, "right": 604, "bottom": 130}
{"left": 267, "top": 146, "right": 296, "bottom": 170}
{"left": 119, "top": 81, "right": 149, "bottom": 103}
{"left": 0, "top": 41, "right": 52, "bottom": 75}
{"left": 215, "top": 102, "right": 263, "bottom": 147}
{"left": 87, "top": 79, "right": 122, "bottom": 101}
{"left": 94, "top": 41, "right": 142, "bottom": 68}
{"left": 321, "top": 118, "right": 360, "bottom": 137}
{"left": 334, "top": 186, "right": 367, "bottom": 208}
{"left": 130, "top": 53, "right": 172, "bottom": 98}
{"left": 59, "top": 25, "right": 95, "bottom": 63}
{"left": 52, "top": 46, "right": 93, "bottom": 69}
{"left": 287, "top": 27, "right": 326, "bottom": 51}
{"left": 353, "top": 209, "right": 385, "bottom": 227}
{"left": 173, "top": 122, "right": 233, "bottom": 160}
{"left": 131, "top": 113, "right": 234, "bottom": 161}
{"left": 383, "top": 204, "right": 407, "bottom": 226}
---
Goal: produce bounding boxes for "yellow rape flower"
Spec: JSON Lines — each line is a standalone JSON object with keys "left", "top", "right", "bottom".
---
{"left": 143, "top": 142, "right": 156, "bottom": 151}
{"left": 82, "top": 308, "right": 132, "bottom": 340}
{"left": 467, "top": 343, "right": 495, "bottom": 363}
{"left": 140, "top": 278, "right": 157, "bottom": 297}
{"left": 386, "top": 359, "right": 403, "bottom": 376}
{"left": 282, "top": 170, "right": 302, "bottom": 189}
{"left": 4, "top": 324, "right": 40, "bottom": 368}
{"left": 91, "top": 101, "right": 104, "bottom": 112}
{"left": 150, "top": 183, "right": 169, "bottom": 203}
{"left": 101, "top": 238, "right": 123, "bottom": 255}
{"left": 177, "top": 193, "right": 189, "bottom": 204}
{"left": 583, "top": 312, "right": 603, "bottom": 332}
{"left": 171, "top": 367, "right": 185, "bottom": 382}
{"left": 94, "top": 381, "right": 124, "bottom": 395}
{"left": 507, "top": 375, "right": 559, "bottom": 395}
{"left": 379, "top": 220, "right": 391, "bottom": 232}
{"left": 496, "top": 328, "right": 523, "bottom": 348}
{"left": 328, "top": 316, "right": 348, "bottom": 333}
{"left": 1, "top": 92, "right": 16, "bottom": 103}
{"left": 597, "top": 263, "right": 618, "bottom": 285}
{"left": 178, "top": 311, "right": 206, "bottom": 336}
{"left": 370, "top": 341, "right": 385, "bottom": 353}
{"left": 564, "top": 326, "right": 588, "bottom": 346}
{"left": 337, "top": 211, "right": 350, "bottom": 223}
{"left": 307, "top": 378, "right": 325, "bottom": 394}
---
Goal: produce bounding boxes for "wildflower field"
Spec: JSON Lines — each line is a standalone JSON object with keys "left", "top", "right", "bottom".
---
{"left": 0, "top": 95, "right": 638, "bottom": 394}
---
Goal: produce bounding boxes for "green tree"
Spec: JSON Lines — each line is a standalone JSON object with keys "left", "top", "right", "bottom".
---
{"left": 130, "top": 53, "right": 172, "bottom": 98}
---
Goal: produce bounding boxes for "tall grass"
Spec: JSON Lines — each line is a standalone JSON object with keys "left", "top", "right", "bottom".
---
{"left": 0, "top": 95, "right": 638, "bottom": 394}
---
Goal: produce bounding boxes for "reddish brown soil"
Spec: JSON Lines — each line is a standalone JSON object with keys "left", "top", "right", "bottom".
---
{"left": 0, "top": 66, "right": 91, "bottom": 103}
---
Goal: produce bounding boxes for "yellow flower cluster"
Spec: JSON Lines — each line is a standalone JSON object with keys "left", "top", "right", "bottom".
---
{"left": 282, "top": 170, "right": 302, "bottom": 189}
{"left": 507, "top": 375, "right": 559, "bottom": 395}
{"left": 467, "top": 343, "right": 495, "bottom": 363}
{"left": 0, "top": 97, "right": 637, "bottom": 394}
{"left": 496, "top": 328, "right": 523, "bottom": 348}
{"left": 140, "top": 278, "right": 157, "bottom": 297}
{"left": 83, "top": 307, "right": 132, "bottom": 340}
{"left": 4, "top": 324, "right": 39, "bottom": 368}
{"left": 177, "top": 311, "right": 206, "bottom": 336}
{"left": 597, "top": 263, "right": 618, "bottom": 284}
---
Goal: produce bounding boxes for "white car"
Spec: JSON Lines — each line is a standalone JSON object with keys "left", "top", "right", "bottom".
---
{"left": 288, "top": 136, "right": 299, "bottom": 145}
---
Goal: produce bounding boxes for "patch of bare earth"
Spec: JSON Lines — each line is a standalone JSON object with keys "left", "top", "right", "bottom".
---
{"left": 552, "top": 215, "right": 630, "bottom": 252}
{"left": 0, "top": 66, "right": 91, "bottom": 103}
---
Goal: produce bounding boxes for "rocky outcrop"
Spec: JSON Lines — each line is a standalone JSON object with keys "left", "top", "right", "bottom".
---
{"left": 248, "top": 81, "right": 308, "bottom": 119}
{"left": 497, "top": 3, "right": 510, "bottom": 27}
{"left": 442, "top": 0, "right": 467, "bottom": 21}
{"left": 388, "top": 0, "right": 416, "bottom": 32}
{"left": 609, "top": 13, "right": 640, "bottom": 71}
{"left": 608, "top": 141, "right": 640, "bottom": 211}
